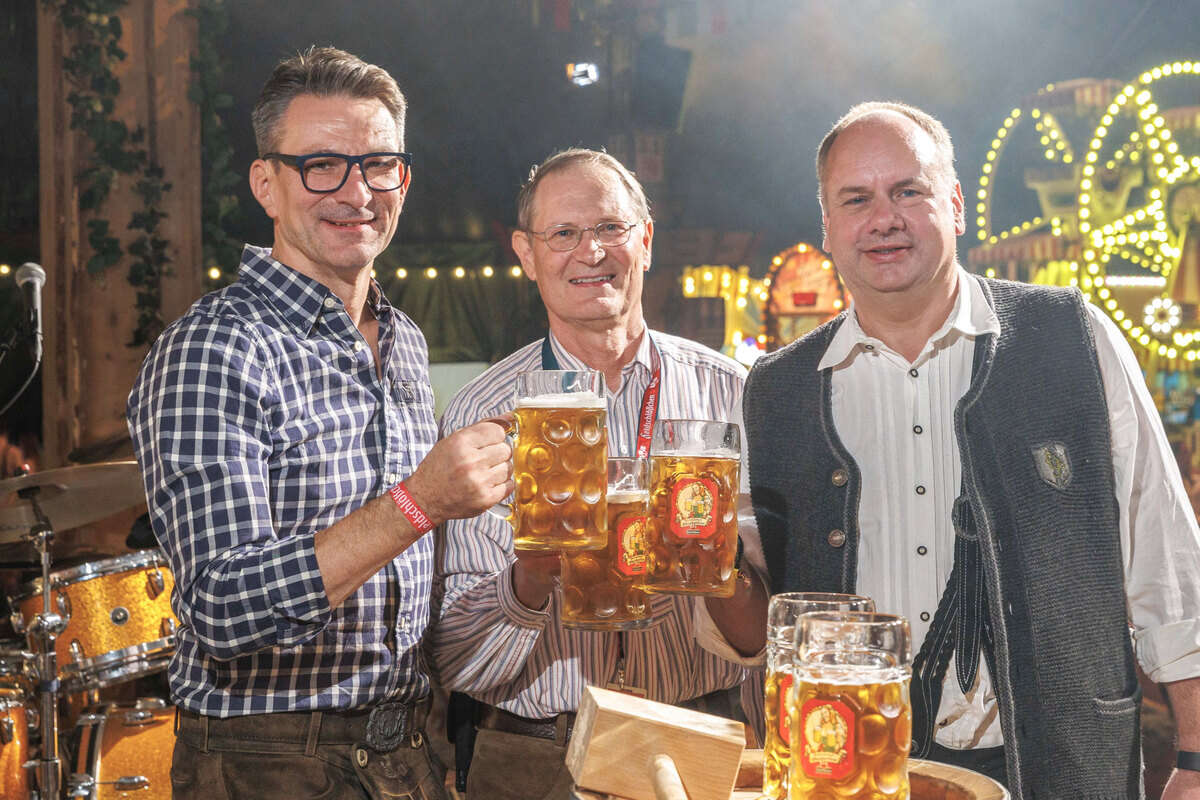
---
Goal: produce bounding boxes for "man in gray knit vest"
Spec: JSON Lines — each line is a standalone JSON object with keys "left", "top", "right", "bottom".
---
{"left": 701, "top": 102, "right": 1200, "bottom": 799}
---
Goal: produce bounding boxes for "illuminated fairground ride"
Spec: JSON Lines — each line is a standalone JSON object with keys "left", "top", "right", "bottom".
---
{"left": 761, "top": 242, "right": 846, "bottom": 351}
{"left": 678, "top": 241, "right": 846, "bottom": 363}
{"left": 967, "top": 60, "right": 1200, "bottom": 368}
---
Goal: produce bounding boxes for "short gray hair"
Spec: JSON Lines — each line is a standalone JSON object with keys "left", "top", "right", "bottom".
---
{"left": 252, "top": 46, "right": 407, "bottom": 156}
{"left": 816, "top": 101, "right": 956, "bottom": 209}
{"left": 516, "top": 148, "right": 651, "bottom": 231}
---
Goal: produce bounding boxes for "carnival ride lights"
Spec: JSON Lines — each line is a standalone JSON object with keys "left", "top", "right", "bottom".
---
{"left": 760, "top": 242, "right": 845, "bottom": 351}
{"left": 975, "top": 60, "right": 1200, "bottom": 362}
{"left": 681, "top": 263, "right": 767, "bottom": 354}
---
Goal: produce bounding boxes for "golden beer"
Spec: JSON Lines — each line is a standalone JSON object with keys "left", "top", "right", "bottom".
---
{"left": 560, "top": 490, "right": 653, "bottom": 630}
{"left": 764, "top": 594, "right": 875, "bottom": 799}
{"left": 764, "top": 667, "right": 795, "bottom": 798}
{"left": 791, "top": 612, "right": 912, "bottom": 800}
{"left": 788, "top": 672, "right": 912, "bottom": 799}
{"left": 512, "top": 396, "right": 608, "bottom": 552}
{"left": 643, "top": 454, "right": 739, "bottom": 597}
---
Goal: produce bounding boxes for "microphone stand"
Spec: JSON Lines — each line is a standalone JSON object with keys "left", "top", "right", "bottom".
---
{"left": 0, "top": 318, "right": 41, "bottom": 417}
{"left": 0, "top": 323, "right": 20, "bottom": 362}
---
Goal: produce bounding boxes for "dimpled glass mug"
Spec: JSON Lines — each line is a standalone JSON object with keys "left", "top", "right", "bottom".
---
{"left": 643, "top": 419, "right": 741, "bottom": 597}
{"left": 791, "top": 612, "right": 912, "bottom": 800}
{"left": 763, "top": 593, "right": 875, "bottom": 800}
{"left": 559, "top": 457, "right": 653, "bottom": 630}
{"left": 497, "top": 369, "right": 609, "bottom": 553}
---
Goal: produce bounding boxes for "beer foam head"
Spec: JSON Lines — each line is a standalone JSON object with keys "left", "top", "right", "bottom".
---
{"left": 516, "top": 392, "right": 604, "bottom": 409}
{"left": 656, "top": 446, "right": 740, "bottom": 459}
{"left": 606, "top": 489, "right": 649, "bottom": 504}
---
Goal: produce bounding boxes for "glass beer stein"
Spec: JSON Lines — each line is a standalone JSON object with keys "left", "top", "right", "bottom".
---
{"left": 560, "top": 458, "right": 653, "bottom": 630}
{"left": 790, "top": 612, "right": 912, "bottom": 800}
{"left": 643, "top": 419, "right": 741, "bottom": 597}
{"left": 505, "top": 369, "right": 608, "bottom": 552}
{"left": 764, "top": 593, "right": 875, "bottom": 800}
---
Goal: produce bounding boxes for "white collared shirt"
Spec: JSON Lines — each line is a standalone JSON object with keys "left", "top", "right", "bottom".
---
{"left": 701, "top": 266, "right": 1200, "bottom": 749}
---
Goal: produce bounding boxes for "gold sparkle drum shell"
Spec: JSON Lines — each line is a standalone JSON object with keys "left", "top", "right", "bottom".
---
{"left": 9, "top": 550, "right": 178, "bottom": 692}
{"left": 0, "top": 686, "right": 32, "bottom": 800}
{"left": 69, "top": 699, "right": 175, "bottom": 800}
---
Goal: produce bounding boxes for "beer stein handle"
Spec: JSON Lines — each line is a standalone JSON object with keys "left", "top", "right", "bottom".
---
{"left": 485, "top": 498, "right": 514, "bottom": 522}
{"left": 485, "top": 416, "right": 518, "bottom": 522}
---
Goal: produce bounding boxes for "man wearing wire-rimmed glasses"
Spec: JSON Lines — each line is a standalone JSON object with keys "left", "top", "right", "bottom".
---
{"left": 432, "top": 148, "right": 768, "bottom": 798}
{"left": 127, "top": 46, "right": 512, "bottom": 799}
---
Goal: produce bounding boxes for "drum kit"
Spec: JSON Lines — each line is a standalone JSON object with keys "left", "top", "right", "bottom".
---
{"left": 0, "top": 461, "right": 176, "bottom": 799}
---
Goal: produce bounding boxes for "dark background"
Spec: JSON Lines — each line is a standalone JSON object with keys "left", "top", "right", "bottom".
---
{"left": 5, "top": 1, "right": 1199, "bottom": 262}
{"left": 202, "top": 0, "right": 1200, "bottom": 257}
{"left": 2, "top": 0, "right": 1200, "bottom": 443}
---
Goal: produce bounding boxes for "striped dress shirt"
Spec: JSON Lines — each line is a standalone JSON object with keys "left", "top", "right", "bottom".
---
{"left": 432, "top": 330, "right": 754, "bottom": 720}
{"left": 127, "top": 245, "right": 438, "bottom": 716}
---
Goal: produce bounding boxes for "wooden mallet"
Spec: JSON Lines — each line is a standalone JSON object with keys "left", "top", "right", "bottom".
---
{"left": 566, "top": 686, "right": 746, "bottom": 800}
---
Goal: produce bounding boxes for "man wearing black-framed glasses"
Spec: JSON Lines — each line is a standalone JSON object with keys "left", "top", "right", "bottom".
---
{"left": 127, "top": 46, "right": 511, "bottom": 800}
{"left": 259, "top": 151, "right": 412, "bottom": 195}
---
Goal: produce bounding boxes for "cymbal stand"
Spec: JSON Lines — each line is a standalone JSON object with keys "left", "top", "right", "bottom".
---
{"left": 19, "top": 486, "right": 63, "bottom": 800}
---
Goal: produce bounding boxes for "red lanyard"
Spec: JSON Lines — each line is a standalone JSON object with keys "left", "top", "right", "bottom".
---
{"left": 540, "top": 333, "right": 659, "bottom": 696}
{"left": 633, "top": 340, "right": 661, "bottom": 458}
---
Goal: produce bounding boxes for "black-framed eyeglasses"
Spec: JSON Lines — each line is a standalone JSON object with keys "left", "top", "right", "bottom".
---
{"left": 525, "top": 220, "right": 642, "bottom": 252}
{"left": 262, "top": 151, "right": 412, "bottom": 194}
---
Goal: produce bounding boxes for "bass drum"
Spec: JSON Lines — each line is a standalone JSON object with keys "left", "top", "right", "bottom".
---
{"left": 0, "top": 685, "right": 32, "bottom": 800}
{"left": 68, "top": 698, "right": 175, "bottom": 800}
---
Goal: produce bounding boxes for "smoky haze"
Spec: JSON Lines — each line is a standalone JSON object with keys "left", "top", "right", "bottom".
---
{"left": 214, "top": 0, "right": 1198, "bottom": 267}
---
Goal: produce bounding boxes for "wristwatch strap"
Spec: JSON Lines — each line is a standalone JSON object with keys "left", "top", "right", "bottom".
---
{"left": 1179, "top": 750, "right": 1200, "bottom": 771}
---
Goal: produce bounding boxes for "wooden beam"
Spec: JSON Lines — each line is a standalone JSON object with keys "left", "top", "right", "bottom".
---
{"left": 37, "top": 0, "right": 202, "bottom": 473}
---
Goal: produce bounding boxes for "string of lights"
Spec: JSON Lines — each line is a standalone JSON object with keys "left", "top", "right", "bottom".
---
{"left": 204, "top": 264, "right": 529, "bottom": 283}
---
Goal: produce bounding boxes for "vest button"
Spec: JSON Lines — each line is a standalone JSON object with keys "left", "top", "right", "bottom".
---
{"left": 827, "top": 529, "right": 846, "bottom": 548}
{"left": 831, "top": 468, "right": 849, "bottom": 487}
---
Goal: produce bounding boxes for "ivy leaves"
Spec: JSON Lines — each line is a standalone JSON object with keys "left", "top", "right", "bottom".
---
{"left": 47, "top": 0, "right": 241, "bottom": 346}
{"left": 189, "top": 0, "right": 242, "bottom": 280}
{"left": 46, "top": 0, "right": 168, "bottom": 345}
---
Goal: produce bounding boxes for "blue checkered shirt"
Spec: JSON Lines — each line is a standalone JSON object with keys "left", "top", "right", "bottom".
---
{"left": 127, "top": 245, "right": 438, "bottom": 716}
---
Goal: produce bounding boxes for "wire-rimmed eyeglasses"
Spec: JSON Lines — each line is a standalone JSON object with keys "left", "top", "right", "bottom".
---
{"left": 525, "top": 220, "right": 642, "bottom": 252}
{"left": 262, "top": 151, "right": 412, "bottom": 194}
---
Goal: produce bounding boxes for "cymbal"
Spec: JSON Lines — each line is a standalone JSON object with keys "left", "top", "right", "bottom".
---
{"left": 0, "top": 461, "right": 146, "bottom": 542}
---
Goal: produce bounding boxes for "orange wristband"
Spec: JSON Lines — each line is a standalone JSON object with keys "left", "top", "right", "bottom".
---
{"left": 389, "top": 482, "right": 435, "bottom": 533}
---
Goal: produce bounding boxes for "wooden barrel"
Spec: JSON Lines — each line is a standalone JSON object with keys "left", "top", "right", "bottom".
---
{"left": 730, "top": 752, "right": 1008, "bottom": 800}
{"left": 574, "top": 751, "right": 1010, "bottom": 800}
{"left": 906, "top": 758, "right": 1010, "bottom": 800}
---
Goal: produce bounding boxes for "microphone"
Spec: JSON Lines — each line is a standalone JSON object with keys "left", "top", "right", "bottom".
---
{"left": 15, "top": 262, "right": 45, "bottom": 364}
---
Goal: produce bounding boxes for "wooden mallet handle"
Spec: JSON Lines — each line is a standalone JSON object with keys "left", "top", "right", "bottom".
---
{"left": 649, "top": 753, "right": 689, "bottom": 800}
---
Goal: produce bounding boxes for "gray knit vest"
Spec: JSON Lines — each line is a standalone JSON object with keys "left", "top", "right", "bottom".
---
{"left": 744, "top": 276, "right": 1141, "bottom": 800}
